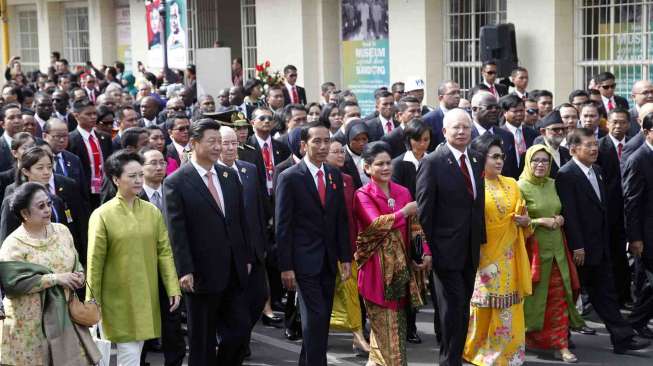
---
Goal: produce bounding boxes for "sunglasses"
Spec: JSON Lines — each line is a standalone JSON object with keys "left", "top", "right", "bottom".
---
{"left": 485, "top": 71, "right": 497, "bottom": 75}
{"left": 601, "top": 84, "right": 616, "bottom": 90}
{"left": 526, "top": 108, "right": 539, "bottom": 115}
{"left": 255, "top": 116, "right": 274, "bottom": 122}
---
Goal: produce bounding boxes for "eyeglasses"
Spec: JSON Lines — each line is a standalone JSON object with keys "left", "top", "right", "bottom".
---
{"left": 531, "top": 159, "right": 550, "bottom": 166}
{"left": 144, "top": 160, "right": 168, "bottom": 167}
{"left": 601, "top": 84, "right": 616, "bottom": 90}
{"left": 487, "top": 153, "right": 505, "bottom": 160}
{"left": 526, "top": 108, "right": 539, "bottom": 115}
{"left": 221, "top": 141, "right": 239, "bottom": 147}
{"left": 33, "top": 200, "right": 53, "bottom": 210}
{"left": 479, "top": 104, "right": 499, "bottom": 111}
{"left": 635, "top": 90, "right": 653, "bottom": 96}
{"left": 329, "top": 148, "right": 346, "bottom": 154}
{"left": 485, "top": 71, "right": 497, "bottom": 75}
{"left": 49, "top": 134, "right": 68, "bottom": 140}
{"left": 255, "top": 115, "right": 274, "bottom": 122}
{"left": 546, "top": 127, "right": 566, "bottom": 133}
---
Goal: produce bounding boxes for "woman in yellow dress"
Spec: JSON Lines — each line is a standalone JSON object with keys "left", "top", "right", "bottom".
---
{"left": 463, "top": 134, "right": 533, "bottom": 366}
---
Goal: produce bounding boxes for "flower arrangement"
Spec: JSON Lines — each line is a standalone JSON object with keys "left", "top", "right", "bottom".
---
{"left": 255, "top": 60, "right": 284, "bottom": 91}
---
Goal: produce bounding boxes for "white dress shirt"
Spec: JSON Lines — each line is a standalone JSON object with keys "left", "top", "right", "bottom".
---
{"left": 190, "top": 160, "right": 225, "bottom": 215}
{"left": 76, "top": 126, "right": 104, "bottom": 193}
{"left": 446, "top": 142, "right": 477, "bottom": 198}
{"left": 142, "top": 117, "right": 157, "bottom": 128}
{"left": 403, "top": 150, "right": 421, "bottom": 170}
{"left": 379, "top": 114, "right": 394, "bottom": 135}
{"left": 304, "top": 157, "right": 325, "bottom": 190}
{"left": 142, "top": 183, "right": 163, "bottom": 202}
{"left": 504, "top": 122, "right": 524, "bottom": 165}
{"left": 601, "top": 95, "right": 616, "bottom": 112}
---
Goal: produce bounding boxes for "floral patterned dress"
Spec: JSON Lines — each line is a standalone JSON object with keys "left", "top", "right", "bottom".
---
{"left": 463, "top": 176, "right": 532, "bottom": 366}
{"left": 0, "top": 223, "right": 83, "bottom": 366}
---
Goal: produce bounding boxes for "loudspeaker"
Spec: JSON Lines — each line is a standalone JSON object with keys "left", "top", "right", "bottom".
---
{"left": 480, "top": 23, "right": 518, "bottom": 78}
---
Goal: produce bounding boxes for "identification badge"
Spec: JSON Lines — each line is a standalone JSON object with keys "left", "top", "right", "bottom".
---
{"left": 64, "top": 209, "right": 74, "bottom": 223}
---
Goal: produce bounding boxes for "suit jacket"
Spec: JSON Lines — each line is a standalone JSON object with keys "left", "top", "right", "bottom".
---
{"left": 627, "top": 106, "right": 641, "bottom": 139}
{"left": 247, "top": 134, "right": 291, "bottom": 196}
{"left": 472, "top": 126, "right": 520, "bottom": 179}
{"left": 272, "top": 155, "right": 296, "bottom": 191}
{"left": 613, "top": 94, "right": 630, "bottom": 110}
{"left": 234, "top": 160, "right": 269, "bottom": 263}
{"left": 555, "top": 160, "right": 610, "bottom": 266}
{"left": 165, "top": 143, "right": 182, "bottom": 167}
{"left": 476, "top": 83, "right": 508, "bottom": 97}
{"left": 275, "top": 160, "right": 351, "bottom": 275}
{"left": 66, "top": 129, "right": 113, "bottom": 196}
{"left": 597, "top": 135, "right": 627, "bottom": 245}
{"left": 391, "top": 153, "right": 417, "bottom": 198}
{"left": 164, "top": 162, "right": 253, "bottom": 293}
{"left": 621, "top": 132, "right": 644, "bottom": 168}
{"left": 342, "top": 150, "right": 363, "bottom": 189}
{"left": 416, "top": 144, "right": 486, "bottom": 271}
{"left": 0, "top": 136, "right": 13, "bottom": 173}
{"left": 57, "top": 150, "right": 87, "bottom": 199}
{"left": 500, "top": 124, "right": 538, "bottom": 178}
{"left": 365, "top": 117, "right": 397, "bottom": 142}
{"left": 622, "top": 143, "right": 653, "bottom": 259}
{"left": 112, "top": 134, "right": 122, "bottom": 151}
{"left": 381, "top": 127, "right": 406, "bottom": 158}
{"left": 0, "top": 168, "right": 14, "bottom": 202}
{"left": 421, "top": 107, "right": 446, "bottom": 150}
{"left": 282, "top": 85, "right": 307, "bottom": 106}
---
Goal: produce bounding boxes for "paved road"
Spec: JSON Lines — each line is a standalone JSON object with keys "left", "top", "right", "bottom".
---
{"left": 139, "top": 308, "right": 652, "bottom": 365}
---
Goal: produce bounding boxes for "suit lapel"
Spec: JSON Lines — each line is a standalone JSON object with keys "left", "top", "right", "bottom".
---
{"left": 300, "top": 161, "right": 323, "bottom": 210}
{"left": 185, "top": 164, "right": 224, "bottom": 217}
{"left": 443, "top": 146, "right": 472, "bottom": 202}
{"left": 216, "top": 165, "right": 232, "bottom": 214}
{"left": 570, "top": 161, "right": 603, "bottom": 208}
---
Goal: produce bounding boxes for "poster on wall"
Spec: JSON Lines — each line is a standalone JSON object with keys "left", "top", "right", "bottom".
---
{"left": 116, "top": 7, "right": 132, "bottom": 71}
{"left": 341, "top": 0, "right": 390, "bottom": 115}
{"left": 145, "top": 0, "right": 188, "bottom": 70}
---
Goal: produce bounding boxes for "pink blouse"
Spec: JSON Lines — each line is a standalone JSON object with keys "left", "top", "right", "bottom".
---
{"left": 353, "top": 180, "right": 430, "bottom": 310}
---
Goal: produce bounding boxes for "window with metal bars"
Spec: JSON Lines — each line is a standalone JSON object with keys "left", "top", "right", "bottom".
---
{"left": 63, "top": 7, "right": 90, "bottom": 66}
{"left": 576, "top": 0, "right": 653, "bottom": 102}
{"left": 17, "top": 9, "right": 39, "bottom": 71}
{"left": 444, "top": 0, "right": 507, "bottom": 93}
{"left": 241, "top": 0, "right": 257, "bottom": 82}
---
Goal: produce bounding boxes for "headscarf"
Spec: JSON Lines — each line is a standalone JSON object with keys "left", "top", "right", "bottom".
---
{"left": 346, "top": 120, "right": 369, "bottom": 148}
{"left": 288, "top": 127, "right": 303, "bottom": 159}
{"left": 122, "top": 72, "right": 137, "bottom": 96}
{"left": 519, "top": 144, "right": 552, "bottom": 185}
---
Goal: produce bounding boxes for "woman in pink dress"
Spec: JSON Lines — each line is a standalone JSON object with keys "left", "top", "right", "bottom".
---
{"left": 353, "top": 141, "right": 431, "bottom": 366}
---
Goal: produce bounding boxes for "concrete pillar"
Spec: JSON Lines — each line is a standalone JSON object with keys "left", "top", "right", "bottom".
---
{"left": 129, "top": 0, "right": 148, "bottom": 72}
{"left": 88, "top": 0, "right": 117, "bottom": 65}
{"left": 388, "top": 0, "right": 444, "bottom": 106}
{"left": 507, "top": 0, "right": 574, "bottom": 104}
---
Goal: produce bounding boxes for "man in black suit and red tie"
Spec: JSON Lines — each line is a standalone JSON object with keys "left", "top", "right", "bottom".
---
{"left": 282, "top": 65, "right": 307, "bottom": 106}
{"left": 556, "top": 128, "right": 649, "bottom": 354}
{"left": 416, "top": 108, "right": 485, "bottom": 366}
{"left": 595, "top": 72, "right": 630, "bottom": 113}
{"left": 164, "top": 119, "right": 253, "bottom": 365}
{"left": 476, "top": 60, "right": 508, "bottom": 99}
{"left": 276, "top": 122, "right": 351, "bottom": 366}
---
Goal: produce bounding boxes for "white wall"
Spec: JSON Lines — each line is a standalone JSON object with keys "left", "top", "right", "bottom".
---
{"left": 129, "top": 0, "right": 148, "bottom": 72}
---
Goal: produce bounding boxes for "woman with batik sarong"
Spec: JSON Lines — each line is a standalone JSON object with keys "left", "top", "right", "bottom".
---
{"left": 353, "top": 142, "right": 430, "bottom": 366}
{"left": 463, "top": 134, "right": 533, "bottom": 366}
{"left": 518, "top": 144, "right": 585, "bottom": 363}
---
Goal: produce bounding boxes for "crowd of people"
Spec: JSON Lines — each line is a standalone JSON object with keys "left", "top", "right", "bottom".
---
{"left": 0, "top": 51, "right": 652, "bottom": 366}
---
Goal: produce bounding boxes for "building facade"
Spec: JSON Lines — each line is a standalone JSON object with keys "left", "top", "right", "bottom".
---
{"left": 2, "top": 0, "right": 652, "bottom": 107}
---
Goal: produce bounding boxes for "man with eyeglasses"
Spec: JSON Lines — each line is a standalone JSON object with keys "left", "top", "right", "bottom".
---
{"left": 628, "top": 80, "right": 653, "bottom": 138}
{"left": 477, "top": 60, "right": 508, "bottom": 99}
{"left": 523, "top": 97, "right": 539, "bottom": 129}
{"left": 596, "top": 72, "right": 630, "bottom": 114}
{"left": 533, "top": 110, "right": 571, "bottom": 178}
{"left": 282, "top": 65, "right": 307, "bottom": 105}
{"left": 43, "top": 118, "right": 86, "bottom": 191}
{"left": 424, "top": 80, "right": 461, "bottom": 148}
{"left": 165, "top": 113, "right": 191, "bottom": 169}
{"left": 391, "top": 81, "right": 405, "bottom": 104}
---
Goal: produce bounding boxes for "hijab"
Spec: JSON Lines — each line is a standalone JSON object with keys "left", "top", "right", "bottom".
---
{"left": 346, "top": 120, "right": 369, "bottom": 150}
{"left": 519, "top": 144, "right": 553, "bottom": 185}
{"left": 122, "top": 72, "right": 137, "bottom": 96}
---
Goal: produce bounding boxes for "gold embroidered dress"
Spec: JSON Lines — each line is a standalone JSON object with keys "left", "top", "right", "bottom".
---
{"left": 464, "top": 176, "right": 532, "bottom": 366}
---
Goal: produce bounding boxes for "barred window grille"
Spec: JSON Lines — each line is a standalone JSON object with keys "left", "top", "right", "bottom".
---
{"left": 576, "top": 0, "right": 653, "bottom": 102}
{"left": 63, "top": 7, "right": 90, "bottom": 66}
{"left": 444, "top": 0, "right": 507, "bottom": 93}
{"left": 17, "top": 10, "right": 39, "bottom": 71}
{"left": 187, "top": 0, "right": 220, "bottom": 65}
{"left": 241, "top": 0, "right": 257, "bottom": 81}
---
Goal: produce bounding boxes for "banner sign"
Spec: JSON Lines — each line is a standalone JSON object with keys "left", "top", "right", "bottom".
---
{"left": 146, "top": 0, "right": 188, "bottom": 70}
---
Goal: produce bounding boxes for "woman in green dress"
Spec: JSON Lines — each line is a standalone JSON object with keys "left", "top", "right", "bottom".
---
{"left": 518, "top": 144, "right": 585, "bottom": 363}
{"left": 86, "top": 150, "right": 181, "bottom": 365}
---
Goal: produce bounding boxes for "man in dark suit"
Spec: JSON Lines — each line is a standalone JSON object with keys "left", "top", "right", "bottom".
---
{"left": 276, "top": 123, "right": 351, "bottom": 366}
{"left": 164, "top": 113, "right": 191, "bottom": 168}
{"left": 112, "top": 106, "right": 140, "bottom": 151}
{"left": 533, "top": 110, "right": 572, "bottom": 178}
{"left": 282, "top": 65, "right": 307, "bottom": 105}
{"left": 597, "top": 108, "right": 632, "bottom": 307}
{"left": 275, "top": 104, "right": 308, "bottom": 150}
{"left": 422, "top": 80, "right": 460, "bottom": 149}
{"left": 229, "top": 86, "right": 256, "bottom": 120}
{"left": 331, "top": 101, "right": 362, "bottom": 145}
{"left": 623, "top": 116, "right": 653, "bottom": 339}
{"left": 52, "top": 90, "right": 78, "bottom": 131}
{"left": 595, "top": 72, "right": 630, "bottom": 114}
{"left": 627, "top": 80, "right": 653, "bottom": 138}
{"left": 248, "top": 107, "right": 291, "bottom": 197}
{"left": 365, "top": 91, "right": 396, "bottom": 142}
{"left": 0, "top": 104, "right": 24, "bottom": 172}
{"left": 139, "top": 96, "right": 161, "bottom": 128}
{"left": 218, "top": 127, "right": 276, "bottom": 356}
{"left": 66, "top": 99, "right": 113, "bottom": 208}
{"left": 381, "top": 96, "right": 422, "bottom": 158}
{"left": 33, "top": 93, "right": 53, "bottom": 139}
{"left": 139, "top": 147, "right": 186, "bottom": 366}
{"left": 580, "top": 102, "right": 608, "bottom": 140}
{"left": 470, "top": 92, "right": 519, "bottom": 179}
{"left": 499, "top": 94, "right": 538, "bottom": 178}
{"left": 43, "top": 119, "right": 87, "bottom": 199}
{"left": 164, "top": 119, "right": 253, "bottom": 365}
{"left": 556, "top": 127, "right": 650, "bottom": 354}
{"left": 476, "top": 60, "right": 508, "bottom": 99}
{"left": 416, "top": 108, "right": 485, "bottom": 366}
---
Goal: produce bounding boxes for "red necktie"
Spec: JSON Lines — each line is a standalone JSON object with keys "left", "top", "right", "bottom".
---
{"left": 489, "top": 85, "right": 496, "bottom": 97}
{"left": 88, "top": 134, "right": 103, "bottom": 193}
{"left": 317, "top": 170, "right": 326, "bottom": 206}
{"left": 618, "top": 142, "right": 623, "bottom": 160}
{"left": 460, "top": 154, "right": 474, "bottom": 198}
{"left": 607, "top": 99, "right": 615, "bottom": 111}
{"left": 386, "top": 120, "right": 393, "bottom": 134}
{"left": 262, "top": 143, "right": 273, "bottom": 192}
{"left": 292, "top": 86, "right": 300, "bottom": 104}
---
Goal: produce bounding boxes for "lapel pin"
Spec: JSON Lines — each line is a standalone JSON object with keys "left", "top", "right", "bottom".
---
{"left": 240, "top": 167, "right": 246, "bottom": 174}
{"left": 447, "top": 158, "right": 453, "bottom": 165}
{"left": 66, "top": 161, "right": 71, "bottom": 167}
{"left": 332, "top": 183, "right": 337, "bottom": 190}
{"left": 223, "top": 172, "right": 228, "bottom": 178}
{"left": 343, "top": 182, "right": 347, "bottom": 188}
{"left": 472, "top": 157, "right": 477, "bottom": 163}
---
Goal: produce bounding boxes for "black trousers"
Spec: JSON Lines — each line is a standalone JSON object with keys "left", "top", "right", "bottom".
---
{"left": 609, "top": 236, "right": 632, "bottom": 304}
{"left": 432, "top": 260, "right": 475, "bottom": 366}
{"left": 295, "top": 267, "right": 336, "bottom": 366}
{"left": 580, "top": 260, "right": 634, "bottom": 346}
{"left": 185, "top": 276, "right": 251, "bottom": 366}
{"left": 628, "top": 257, "right": 653, "bottom": 329}
{"left": 141, "top": 276, "right": 186, "bottom": 366}
{"left": 247, "top": 260, "right": 269, "bottom": 328}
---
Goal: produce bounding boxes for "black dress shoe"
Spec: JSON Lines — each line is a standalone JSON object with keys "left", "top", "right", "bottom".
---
{"left": 407, "top": 330, "right": 422, "bottom": 344}
{"left": 261, "top": 313, "right": 283, "bottom": 327}
{"left": 613, "top": 338, "right": 651, "bottom": 354}
{"left": 571, "top": 325, "right": 596, "bottom": 335}
{"left": 621, "top": 301, "right": 634, "bottom": 311}
{"left": 568, "top": 338, "right": 576, "bottom": 349}
{"left": 284, "top": 329, "right": 301, "bottom": 341}
{"left": 635, "top": 326, "right": 653, "bottom": 339}
{"left": 271, "top": 301, "right": 284, "bottom": 312}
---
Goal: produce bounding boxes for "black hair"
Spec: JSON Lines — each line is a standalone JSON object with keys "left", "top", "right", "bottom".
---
{"left": 283, "top": 104, "right": 307, "bottom": 122}
{"left": 594, "top": 72, "right": 616, "bottom": 84}
{"left": 190, "top": 118, "right": 221, "bottom": 141}
{"left": 9, "top": 182, "right": 48, "bottom": 223}
{"left": 337, "top": 100, "right": 359, "bottom": 116}
{"left": 114, "top": 61, "right": 125, "bottom": 73}
{"left": 579, "top": 102, "right": 599, "bottom": 114}
{"left": 121, "top": 127, "right": 148, "bottom": 149}
{"left": 165, "top": 112, "right": 189, "bottom": 131}
{"left": 16, "top": 146, "right": 53, "bottom": 185}
{"left": 145, "top": 124, "right": 165, "bottom": 135}
{"left": 71, "top": 98, "right": 94, "bottom": 113}
{"left": 498, "top": 94, "right": 524, "bottom": 111}
{"left": 361, "top": 141, "right": 392, "bottom": 165}
{"left": 10, "top": 132, "right": 35, "bottom": 151}
{"left": 321, "top": 82, "right": 336, "bottom": 93}
{"left": 319, "top": 103, "right": 338, "bottom": 129}
{"left": 510, "top": 66, "right": 528, "bottom": 77}
{"left": 568, "top": 89, "right": 589, "bottom": 103}
{"left": 567, "top": 127, "right": 595, "bottom": 147}
{"left": 396, "top": 96, "right": 420, "bottom": 112}
{"left": 283, "top": 65, "right": 298, "bottom": 74}
{"left": 2, "top": 84, "right": 23, "bottom": 104}
{"left": 243, "top": 79, "right": 263, "bottom": 96}
{"left": 299, "top": 121, "right": 328, "bottom": 143}
{"left": 608, "top": 107, "right": 630, "bottom": 121}
{"left": 470, "top": 133, "right": 503, "bottom": 158}
{"left": 375, "top": 90, "right": 393, "bottom": 100}
{"left": 532, "top": 90, "right": 553, "bottom": 100}
{"left": 481, "top": 59, "right": 497, "bottom": 70}
{"left": 96, "top": 105, "right": 114, "bottom": 123}
{"left": 643, "top": 112, "right": 653, "bottom": 131}
{"left": 403, "top": 118, "right": 432, "bottom": 150}
{"left": 104, "top": 149, "right": 144, "bottom": 180}
{"left": 116, "top": 105, "right": 136, "bottom": 121}
{"left": 391, "top": 82, "right": 405, "bottom": 92}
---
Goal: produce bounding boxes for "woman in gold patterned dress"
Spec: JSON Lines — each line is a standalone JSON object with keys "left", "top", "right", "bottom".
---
{"left": 463, "top": 134, "right": 533, "bottom": 366}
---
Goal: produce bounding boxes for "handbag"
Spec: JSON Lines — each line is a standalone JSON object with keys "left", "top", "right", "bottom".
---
{"left": 409, "top": 215, "right": 424, "bottom": 264}
{"left": 67, "top": 255, "right": 101, "bottom": 327}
